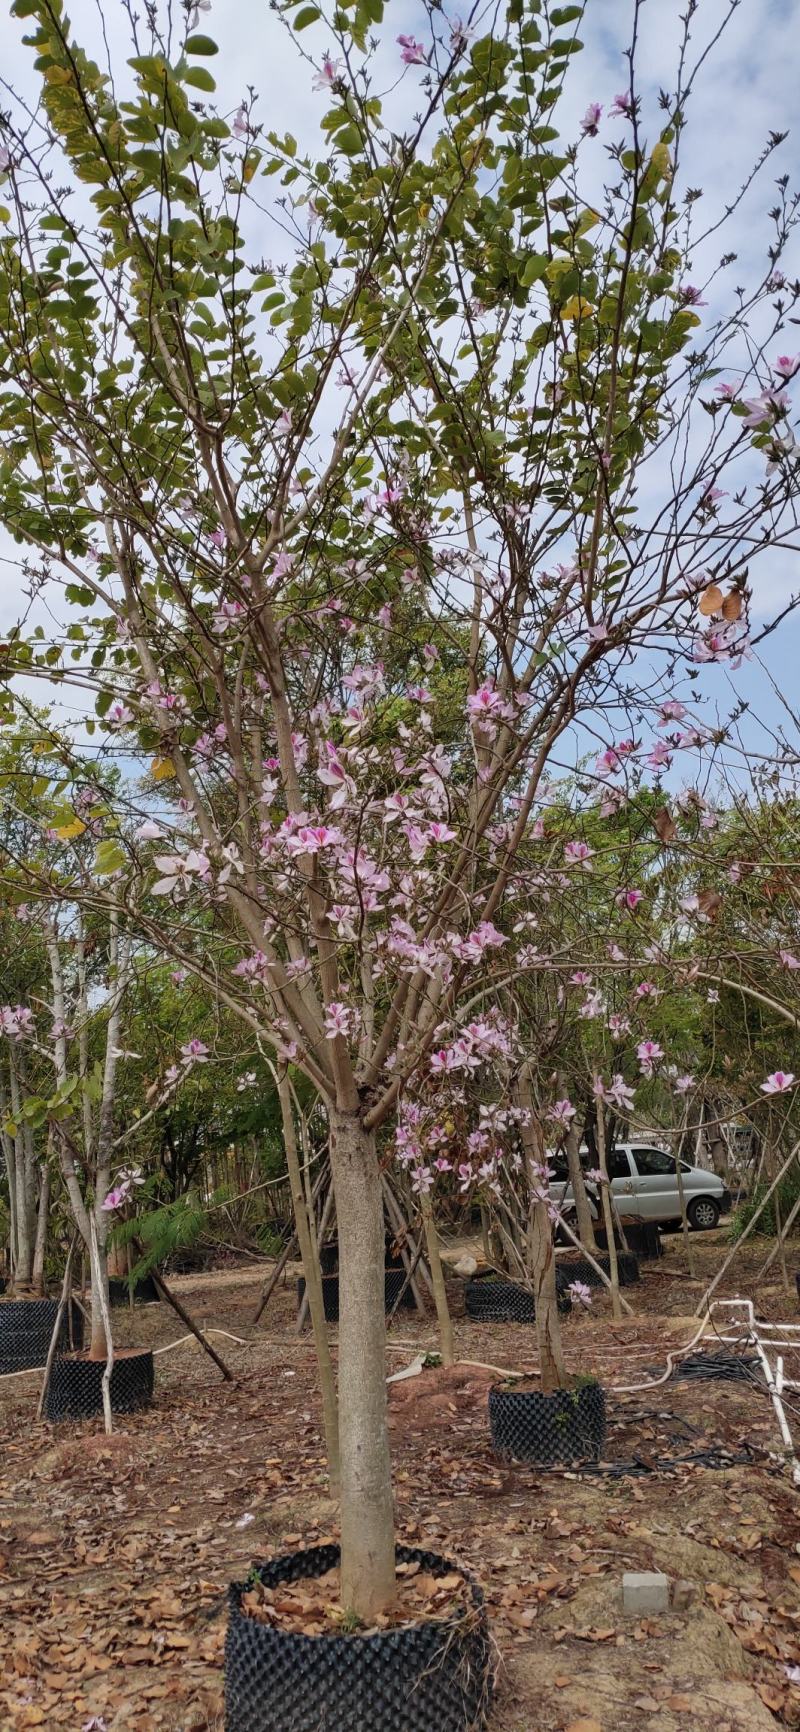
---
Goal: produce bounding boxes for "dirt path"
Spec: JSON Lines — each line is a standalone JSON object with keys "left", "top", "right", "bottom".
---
{"left": 1, "top": 1236, "right": 799, "bottom": 1730}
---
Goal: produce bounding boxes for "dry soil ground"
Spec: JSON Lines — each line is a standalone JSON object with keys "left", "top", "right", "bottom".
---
{"left": 2, "top": 1229, "right": 800, "bottom": 1732}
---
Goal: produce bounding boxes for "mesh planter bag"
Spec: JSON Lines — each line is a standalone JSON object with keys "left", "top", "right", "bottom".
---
{"left": 464, "top": 1276, "right": 571, "bottom": 1323}
{"left": 108, "top": 1273, "right": 160, "bottom": 1306}
{"left": 224, "top": 1544, "right": 493, "bottom": 1732}
{"left": 596, "top": 1224, "right": 662, "bottom": 1260}
{"left": 557, "top": 1252, "right": 639, "bottom": 1288}
{"left": 317, "top": 1237, "right": 404, "bottom": 1278}
{"left": 489, "top": 1380, "right": 606, "bottom": 1465}
{"left": 298, "top": 1272, "right": 415, "bottom": 1322}
{"left": 43, "top": 1349, "right": 154, "bottom": 1422}
{"left": 0, "top": 1296, "right": 83, "bottom": 1375}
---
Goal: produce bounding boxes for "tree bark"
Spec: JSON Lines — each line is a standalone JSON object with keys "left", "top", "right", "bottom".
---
{"left": 517, "top": 1068, "right": 567, "bottom": 1394}
{"left": 328, "top": 1106, "right": 395, "bottom": 1619}
{"left": 32, "top": 1161, "right": 50, "bottom": 1294}
{"left": 420, "top": 1191, "right": 454, "bottom": 1366}
{"left": 596, "top": 1100, "right": 622, "bottom": 1321}
{"left": 278, "top": 1070, "right": 340, "bottom": 1494}
{"left": 564, "top": 1117, "right": 597, "bottom": 1252}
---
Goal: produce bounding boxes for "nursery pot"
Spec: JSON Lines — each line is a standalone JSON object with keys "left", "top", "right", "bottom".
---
{"left": 464, "top": 1274, "right": 571, "bottom": 1324}
{"left": 489, "top": 1378, "right": 606, "bottom": 1465}
{"left": 297, "top": 1270, "right": 415, "bottom": 1322}
{"left": 596, "top": 1223, "right": 662, "bottom": 1260}
{"left": 557, "top": 1251, "right": 639, "bottom": 1288}
{"left": 108, "top": 1272, "right": 161, "bottom": 1307}
{"left": 43, "top": 1347, "right": 154, "bottom": 1422}
{"left": 0, "top": 1295, "right": 83, "bottom": 1375}
{"left": 224, "top": 1543, "right": 493, "bottom": 1732}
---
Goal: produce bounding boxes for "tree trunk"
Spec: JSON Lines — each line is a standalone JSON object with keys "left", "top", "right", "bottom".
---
{"left": 277, "top": 1071, "right": 340, "bottom": 1493}
{"left": 528, "top": 1194, "right": 567, "bottom": 1393}
{"left": 420, "top": 1191, "right": 454, "bottom": 1366}
{"left": 564, "top": 1118, "right": 597, "bottom": 1252}
{"left": 328, "top": 1106, "right": 395, "bottom": 1619}
{"left": 596, "top": 1100, "right": 622, "bottom": 1321}
{"left": 32, "top": 1161, "right": 50, "bottom": 1294}
{"left": 89, "top": 1213, "right": 112, "bottom": 1360}
{"left": 517, "top": 1068, "right": 567, "bottom": 1394}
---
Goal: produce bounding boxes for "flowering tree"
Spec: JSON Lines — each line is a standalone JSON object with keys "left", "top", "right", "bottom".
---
{"left": 1, "top": 0, "right": 799, "bottom": 1616}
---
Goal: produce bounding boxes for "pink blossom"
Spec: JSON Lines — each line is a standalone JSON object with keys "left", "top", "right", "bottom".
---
{"left": 617, "top": 888, "right": 643, "bottom": 910}
{"left": 427, "top": 821, "right": 457, "bottom": 845}
{"left": 586, "top": 618, "right": 609, "bottom": 643}
{"left": 580, "top": 102, "right": 602, "bottom": 136}
{"left": 714, "top": 381, "right": 737, "bottom": 400}
{"left": 674, "top": 1074, "right": 695, "bottom": 1094}
{"left": 610, "top": 91, "right": 633, "bottom": 117}
{"left": 547, "top": 1098, "right": 576, "bottom": 1128}
{"left": 761, "top": 1071, "right": 795, "bottom": 1094}
{"left": 567, "top": 1279, "right": 593, "bottom": 1308}
{"left": 636, "top": 1039, "right": 664, "bottom": 1076}
{"left": 775, "top": 354, "right": 800, "bottom": 380}
{"left": 101, "top": 1182, "right": 130, "bottom": 1213}
{"left": 679, "top": 284, "right": 706, "bottom": 307}
{"left": 135, "top": 819, "right": 163, "bottom": 841}
{"left": 377, "top": 603, "right": 392, "bottom": 628}
{"left": 323, "top": 1001, "right": 356, "bottom": 1040}
{"left": 569, "top": 970, "right": 593, "bottom": 986}
{"left": 232, "top": 105, "right": 249, "bottom": 140}
{"left": 608, "top": 1074, "right": 636, "bottom": 1109}
{"left": 780, "top": 950, "right": 800, "bottom": 970}
{"left": 181, "top": 1039, "right": 209, "bottom": 1064}
{"left": 312, "top": 54, "right": 344, "bottom": 90}
{"left": 634, "top": 980, "right": 660, "bottom": 999}
{"left": 564, "top": 840, "right": 594, "bottom": 868}
{"left": 658, "top": 700, "right": 686, "bottom": 726}
{"left": 397, "top": 33, "right": 427, "bottom": 64}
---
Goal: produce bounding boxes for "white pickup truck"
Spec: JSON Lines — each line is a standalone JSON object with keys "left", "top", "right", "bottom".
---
{"left": 550, "top": 1142, "right": 731, "bottom": 1231}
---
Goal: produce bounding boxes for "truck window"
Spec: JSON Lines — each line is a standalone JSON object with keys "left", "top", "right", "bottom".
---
{"left": 632, "top": 1147, "right": 676, "bottom": 1176}
{"left": 583, "top": 1147, "right": 631, "bottom": 1179}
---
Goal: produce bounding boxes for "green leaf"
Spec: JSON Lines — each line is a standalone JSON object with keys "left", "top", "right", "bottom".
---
{"left": 520, "top": 252, "right": 548, "bottom": 285}
{"left": 184, "top": 65, "right": 216, "bottom": 92}
{"left": 336, "top": 125, "right": 363, "bottom": 155}
{"left": 185, "top": 33, "right": 219, "bottom": 53}
{"left": 94, "top": 839, "right": 127, "bottom": 876}
{"left": 294, "top": 5, "right": 321, "bottom": 25}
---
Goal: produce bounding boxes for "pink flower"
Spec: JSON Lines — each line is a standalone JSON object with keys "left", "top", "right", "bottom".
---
{"left": 580, "top": 102, "right": 602, "bottom": 136}
{"left": 608, "top": 1074, "right": 636, "bottom": 1109}
{"left": 775, "top": 354, "right": 800, "bottom": 380}
{"left": 637, "top": 1039, "right": 664, "bottom": 1075}
{"left": 610, "top": 92, "right": 633, "bottom": 118}
{"left": 135, "top": 819, "right": 163, "bottom": 841}
{"left": 312, "top": 54, "right": 344, "bottom": 90}
{"left": 181, "top": 1039, "right": 209, "bottom": 1064}
{"left": 547, "top": 1098, "right": 576, "bottom": 1128}
{"left": 617, "top": 888, "right": 643, "bottom": 910}
{"left": 780, "top": 950, "right": 800, "bottom": 970}
{"left": 427, "top": 822, "right": 457, "bottom": 845}
{"left": 101, "top": 1183, "right": 130, "bottom": 1213}
{"left": 715, "top": 382, "right": 737, "bottom": 400}
{"left": 564, "top": 840, "right": 594, "bottom": 868}
{"left": 232, "top": 105, "right": 249, "bottom": 140}
{"left": 586, "top": 618, "right": 610, "bottom": 643}
{"left": 761, "top": 1071, "right": 795, "bottom": 1094}
{"left": 323, "top": 1001, "right": 355, "bottom": 1040}
{"left": 567, "top": 1279, "right": 593, "bottom": 1308}
{"left": 679, "top": 284, "right": 706, "bottom": 307}
{"left": 569, "top": 970, "right": 593, "bottom": 986}
{"left": 658, "top": 700, "right": 686, "bottom": 726}
{"left": 674, "top": 1074, "right": 695, "bottom": 1094}
{"left": 397, "top": 34, "right": 427, "bottom": 64}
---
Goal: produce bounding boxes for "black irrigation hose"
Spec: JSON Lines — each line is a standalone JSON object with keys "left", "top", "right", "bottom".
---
{"left": 675, "top": 1351, "right": 763, "bottom": 1383}
{"left": 532, "top": 1444, "right": 757, "bottom": 1478}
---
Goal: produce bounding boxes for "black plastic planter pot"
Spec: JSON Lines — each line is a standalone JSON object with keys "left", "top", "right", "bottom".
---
{"left": 0, "top": 1296, "right": 83, "bottom": 1375}
{"left": 489, "top": 1379, "right": 606, "bottom": 1465}
{"left": 317, "top": 1237, "right": 403, "bottom": 1279}
{"left": 557, "top": 1251, "right": 639, "bottom": 1288}
{"left": 224, "top": 1544, "right": 493, "bottom": 1732}
{"left": 108, "top": 1273, "right": 161, "bottom": 1307}
{"left": 464, "top": 1276, "right": 571, "bottom": 1323}
{"left": 297, "top": 1271, "right": 416, "bottom": 1322}
{"left": 43, "top": 1348, "right": 154, "bottom": 1422}
{"left": 596, "top": 1224, "right": 662, "bottom": 1260}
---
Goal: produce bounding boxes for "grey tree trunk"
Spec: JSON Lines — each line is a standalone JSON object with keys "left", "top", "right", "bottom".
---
{"left": 328, "top": 1106, "right": 395, "bottom": 1619}
{"left": 518, "top": 1068, "right": 567, "bottom": 1394}
{"left": 277, "top": 1070, "right": 341, "bottom": 1493}
{"left": 564, "top": 1117, "right": 597, "bottom": 1252}
{"left": 32, "top": 1161, "right": 50, "bottom": 1294}
{"left": 420, "top": 1191, "right": 454, "bottom": 1366}
{"left": 596, "top": 1101, "right": 622, "bottom": 1321}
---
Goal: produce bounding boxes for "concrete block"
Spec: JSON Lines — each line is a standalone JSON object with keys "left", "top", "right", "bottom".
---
{"left": 622, "top": 1570, "right": 670, "bottom": 1616}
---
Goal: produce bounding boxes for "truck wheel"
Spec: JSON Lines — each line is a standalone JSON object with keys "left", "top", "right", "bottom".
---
{"left": 687, "top": 1196, "right": 720, "bottom": 1231}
